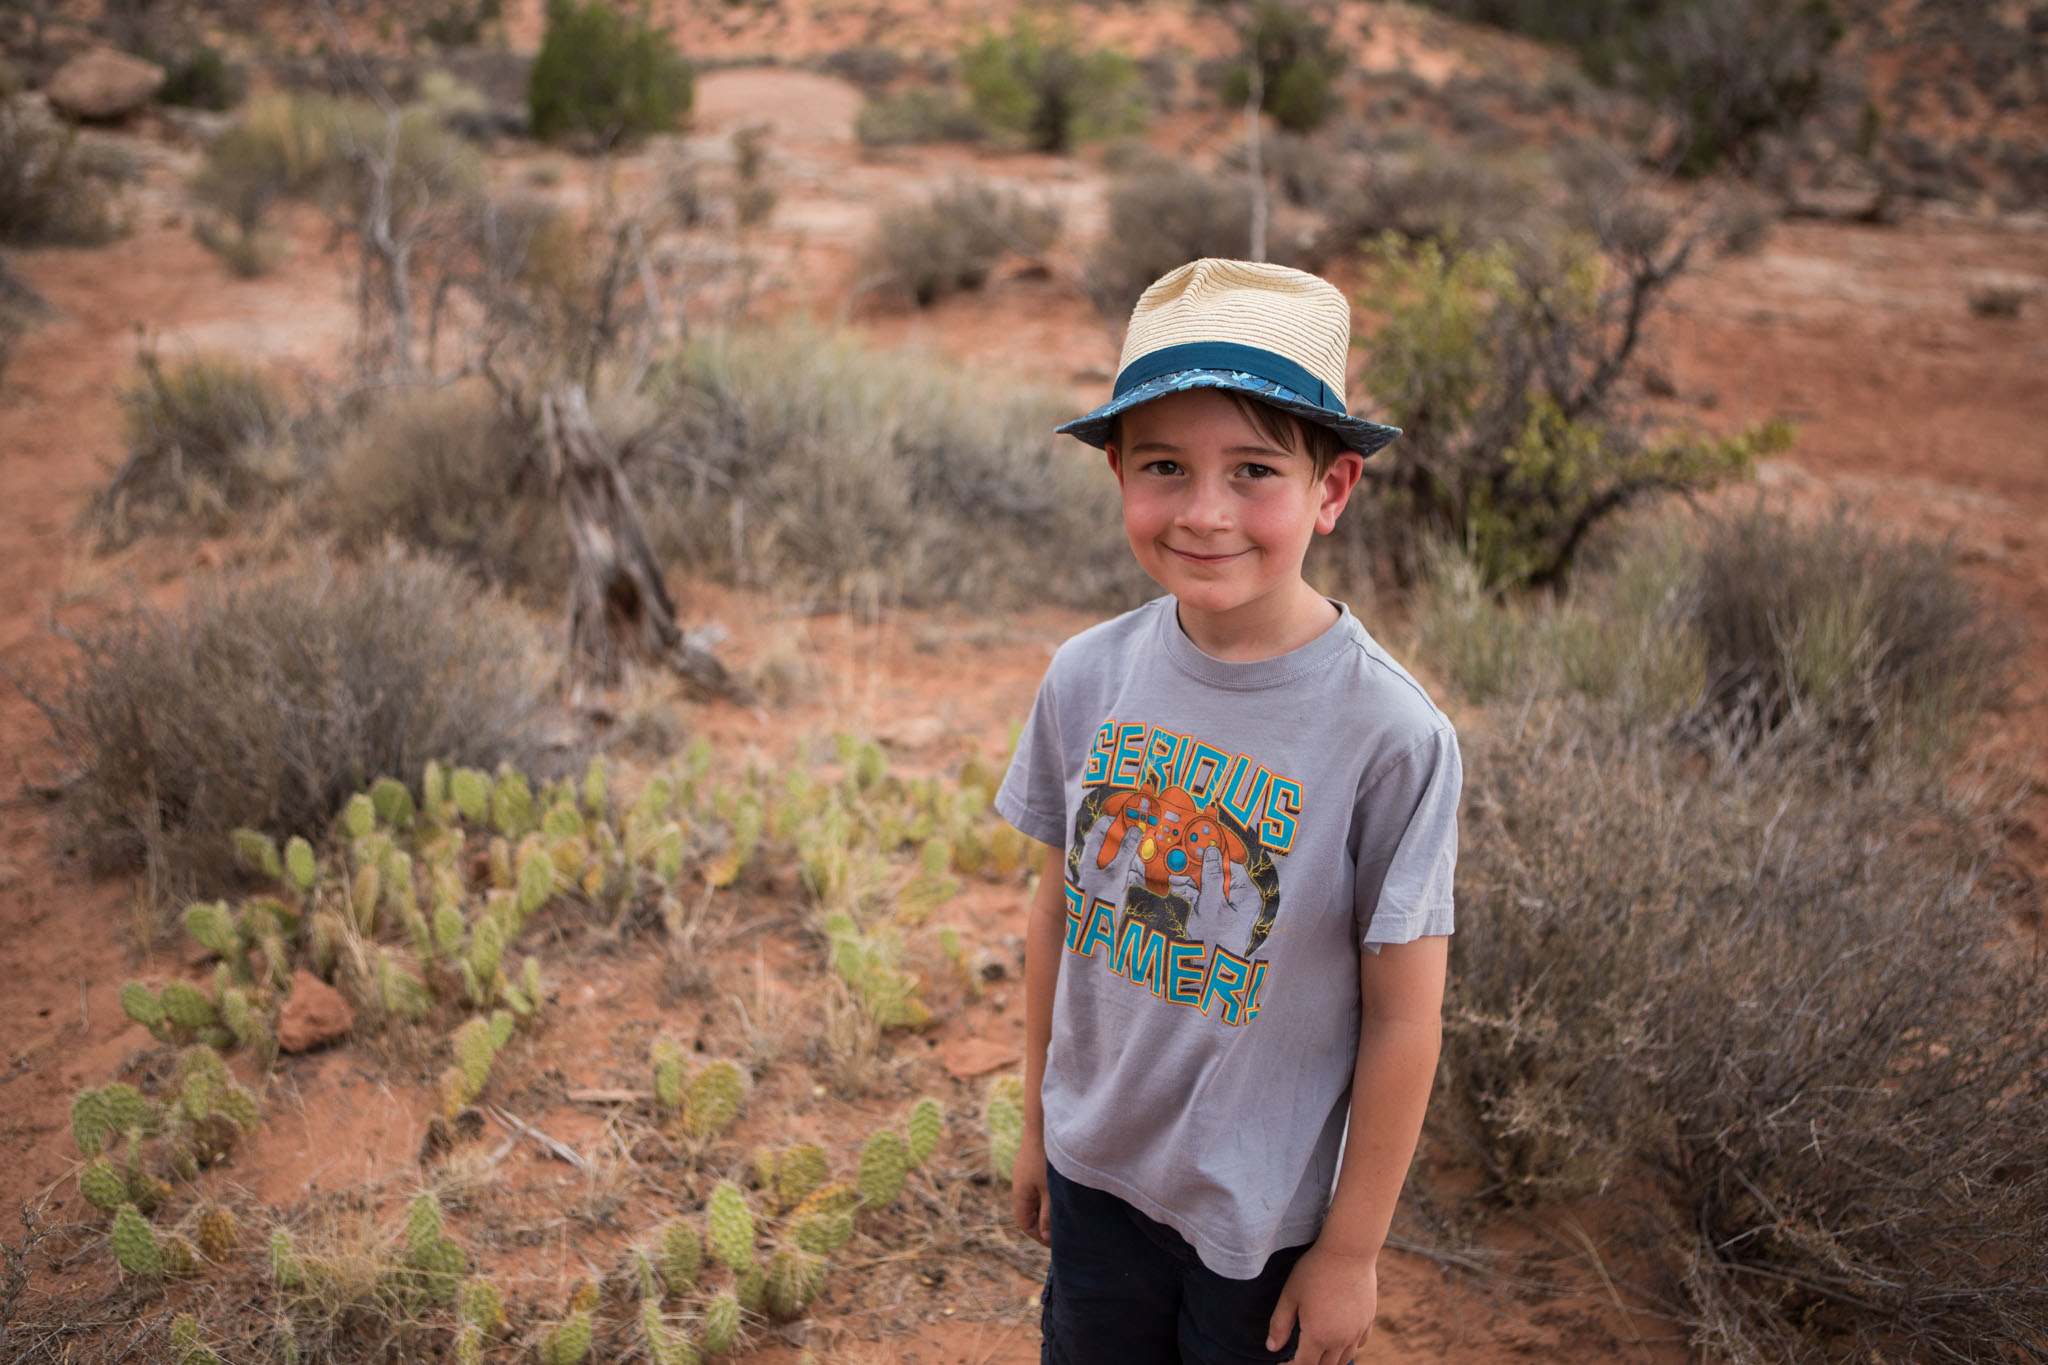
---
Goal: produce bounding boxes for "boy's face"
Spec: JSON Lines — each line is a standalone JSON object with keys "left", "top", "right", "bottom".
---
{"left": 1106, "top": 389, "right": 1364, "bottom": 629}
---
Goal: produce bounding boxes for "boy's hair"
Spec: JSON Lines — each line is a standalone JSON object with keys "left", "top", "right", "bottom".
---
{"left": 1111, "top": 393, "right": 1348, "bottom": 480}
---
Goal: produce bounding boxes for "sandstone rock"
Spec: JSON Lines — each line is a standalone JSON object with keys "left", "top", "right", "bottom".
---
{"left": 277, "top": 970, "right": 355, "bottom": 1053}
{"left": 938, "top": 1035, "right": 1020, "bottom": 1081}
{"left": 46, "top": 48, "right": 164, "bottom": 121}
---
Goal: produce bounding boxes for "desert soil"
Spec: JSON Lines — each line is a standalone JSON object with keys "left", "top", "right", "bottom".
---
{"left": 3, "top": 33, "right": 2045, "bottom": 1365}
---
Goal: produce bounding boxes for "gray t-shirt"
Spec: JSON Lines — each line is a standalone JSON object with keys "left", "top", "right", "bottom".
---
{"left": 995, "top": 595, "right": 1460, "bottom": 1278}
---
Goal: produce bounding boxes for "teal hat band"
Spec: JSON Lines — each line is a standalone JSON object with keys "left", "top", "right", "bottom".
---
{"left": 1113, "top": 341, "right": 1347, "bottom": 417}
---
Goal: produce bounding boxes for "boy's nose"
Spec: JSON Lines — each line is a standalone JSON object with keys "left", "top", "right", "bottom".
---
{"left": 1174, "top": 478, "right": 1234, "bottom": 534}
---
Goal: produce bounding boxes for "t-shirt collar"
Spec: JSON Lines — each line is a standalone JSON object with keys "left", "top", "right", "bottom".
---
{"left": 1154, "top": 596, "right": 1358, "bottom": 692}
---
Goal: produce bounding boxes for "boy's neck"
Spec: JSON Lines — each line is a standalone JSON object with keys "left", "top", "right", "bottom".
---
{"left": 1173, "top": 580, "right": 1340, "bottom": 663}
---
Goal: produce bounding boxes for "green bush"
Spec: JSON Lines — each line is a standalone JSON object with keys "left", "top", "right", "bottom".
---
{"left": 642, "top": 326, "right": 1143, "bottom": 610}
{"left": 853, "top": 87, "right": 987, "bottom": 147}
{"left": 1087, "top": 161, "right": 1251, "bottom": 316}
{"left": 862, "top": 177, "right": 1059, "bottom": 307}
{"left": 528, "top": 0, "right": 693, "bottom": 148}
{"left": 1686, "top": 498, "right": 2018, "bottom": 763}
{"left": 959, "top": 15, "right": 1146, "bottom": 154}
{"left": 1445, "top": 703, "right": 2048, "bottom": 1361}
{"left": 1218, "top": 3, "right": 1343, "bottom": 132}
{"left": 29, "top": 549, "right": 560, "bottom": 919}
{"left": 1347, "top": 232, "right": 1785, "bottom": 589}
{"left": 86, "top": 352, "right": 294, "bottom": 548}
{"left": 157, "top": 45, "right": 246, "bottom": 111}
{"left": 0, "top": 101, "right": 124, "bottom": 246}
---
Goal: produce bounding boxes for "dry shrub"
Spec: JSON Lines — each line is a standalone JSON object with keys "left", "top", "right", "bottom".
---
{"left": 320, "top": 380, "right": 567, "bottom": 593}
{"left": 1687, "top": 499, "right": 2019, "bottom": 765}
{"left": 853, "top": 87, "right": 987, "bottom": 147}
{"left": 1087, "top": 161, "right": 1251, "bottom": 316}
{"left": 643, "top": 325, "right": 1143, "bottom": 610}
{"left": 0, "top": 254, "right": 46, "bottom": 387}
{"left": 29, "top": 549, "right": 560, "bottom": 921}
{"left": 1445, "top": 705, "right": 2048, "bottom": 1361}
{"left": 0, "top": 100, "right": 125, "bottom": 246}
{"left": 86, "top": 351, "right": 296, "bottom": 549}
{"left": 862, "top": 177, "right": 1059, "bottom": 307}
{"left": 1305, "top": 144, "right": 1536, "bottom": 266}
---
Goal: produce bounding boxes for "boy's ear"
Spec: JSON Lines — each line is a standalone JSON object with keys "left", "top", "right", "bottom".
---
{"left": 1105, "top": 442, "right": 1126, "bottom": 489}
{"left": 1314, "top": 452, "right": 1367, "bottom": 535}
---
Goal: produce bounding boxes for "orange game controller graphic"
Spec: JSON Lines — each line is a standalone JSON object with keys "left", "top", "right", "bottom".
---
{"left": 1096, "top": 781, "right": 1249, "bottom": 900}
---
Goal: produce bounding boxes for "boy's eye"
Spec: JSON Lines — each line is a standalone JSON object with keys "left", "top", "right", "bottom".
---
{"left": 1238, "top": 463, "right": 1279, "bottom": 479}
{"left": 1141, "top": 460, "right": 1182, "bottom": 477}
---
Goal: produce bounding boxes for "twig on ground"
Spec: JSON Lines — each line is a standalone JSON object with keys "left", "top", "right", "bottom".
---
{"left": 486, "top": 1104, "right": 594, "bottom": 1172}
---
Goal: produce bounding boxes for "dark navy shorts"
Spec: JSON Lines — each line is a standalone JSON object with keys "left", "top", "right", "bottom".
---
{"left": 1039, "top": 1163, "right": 1318, "bottom": 1365}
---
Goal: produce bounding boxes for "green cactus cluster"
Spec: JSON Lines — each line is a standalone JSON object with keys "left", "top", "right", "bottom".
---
{"left": 401, "top": 1192, "right": 465, "bottom": 1305}
{"left": 196, "top": 1203, "right": 240, "bottom": 1260}
{"left": 110, "top": 1202, "right": 199, "bottom": 1278}
{"left": 702, "top": 1290, "right": 741, "bottom": 1354}
{"left": 822, "top": 912, "right": 932, "bottom": 1030}
{"left": 705, "top": 1181, "right": 755, "bottom": 1271}
{"left": 440, "top": 1010, "right": 515, "bottom": 1116}
{"left": 540, "top": 1307, "right": 593, "bottom": 1365}
{"left": 74, "top": 1047, "right": 257, "bottom": 1216}
{"left": 649, "top": 1041, "right": 747, "bottom": 1139}
{"left": 169, "top": 1310, "right": 221, "bottom": 1365}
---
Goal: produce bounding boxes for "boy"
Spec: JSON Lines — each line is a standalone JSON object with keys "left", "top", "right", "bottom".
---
{"left": 993, "top": 259, "right": 1460, "bottom": 1365}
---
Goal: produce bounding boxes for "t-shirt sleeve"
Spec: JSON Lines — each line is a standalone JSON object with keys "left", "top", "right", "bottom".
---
{"left": 994, "top": 665, "right": 1069, "bottom": 849}
{"left": 1351, "top": 724, "right": 1462, "bottom": 950}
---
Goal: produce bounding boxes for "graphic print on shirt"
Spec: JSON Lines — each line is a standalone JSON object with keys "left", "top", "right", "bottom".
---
{"left": 1062, "top": 717, "right": 1297, "bottom": 1027}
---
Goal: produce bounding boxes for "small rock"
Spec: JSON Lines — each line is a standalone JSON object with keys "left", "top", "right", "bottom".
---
{"left": 277, "top": 970, "right": 355, "bottom": 1053}
{"left": 938, "top": 1035, "right": 1021, "bottom": 1081}
{"left": 46, "top": 48, "right": 165, "bottom": 121}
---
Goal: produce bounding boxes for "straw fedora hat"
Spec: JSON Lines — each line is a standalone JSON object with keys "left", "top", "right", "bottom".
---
{"left": 1056, "top": 258, "right": 1401, "bottom": 458}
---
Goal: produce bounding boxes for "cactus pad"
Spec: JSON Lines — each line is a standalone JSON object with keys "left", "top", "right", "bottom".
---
{"left": 641, "top": 1300, "right": 699, "bottom": 1365}
{"left": 285, "top": 836, "right": 317, "bottom": 891}
{"left": 404, "top": 1192, "right": 443, "bottom": 1261}
{"left": 705, "top": 1182, "right": 754, "bottom": 1271}
{"left": 197, "top": 1205, "right": 240, "bottom": 1260}
{"left": 857, "top": 1130, "right": 909, "bottom": 1210}
{"left": 735, "top": 1262, "right": 766, "bottom": 1314}
{"left": 789, "top": 1207, "right": 853, "bottom": 1257}
{"left": 234, "top": 828, "right": 284, "bottom": 880}
{"left": 269, "top": 1226, "right": 304, "bottom": 1288}
{"left": 453, "top": 1020, "right": 497, "bottom": 1098}
{"left": 110, "top": 1204, "right": 163, "bottom": 1276}
{"left": 491, "top": 769, "right": 535, "bottom": 838}
{"left": 702, "top": 1292, "right": 741, "bottom": 1354}
{"left": 160, "top": 1231, "right": 203, "bottom": 1276}
{"left": 370, "top": 776, "right": 415, "bottom": 828}
{"left": 160, "top": 981, "right": 217, "bottom": 1031}
{"left": 541, "top": 1309, "right": 592, "bottom": 1365}
{"left": 686, "top": 1061, "right": 744, "bottom": 1138}
{"left": 454, "top": 1322, "right": 483, "bottom": 1365}
{"left": 416, "top": 1237, "right": 464, "bottom": 1304}
{"left": 582, "top": 758, "right": 607, "bottom": 817}
{"left": 986, "top": 1079, "right": 1024, "bottom": 1177}
{"left": 775, "top": 1143, "right": 829, "bottom": 1210}
{"left": 78, "top": 1158, "right": 128, "bottom": 1211}
{"left": 651, "top": 1038, "right": 685, "bottom": 1111}
{"left": 906, "top": 1097, "right": 943, "bottom": 1167}
{"left": 433, "top": 903, "right": 466, "bottom": 956}
{"left": 515, "top": 844, "right": 554, "bottom": 918}
{"left": 71, "top": 1089, "right": 111, "bottom": 1156}
{"left": 451, "top": 768, "right": 490, "bottom": 822}
{"left": 459, "top": 1274, "right": 505, "bottom": 1328}
{"left": 101, "top": 1082, "right": 157, "bottom": 1134}
{"left": 660, "top": 1219, "right": 701, "bottom": 1291}
{"left": 119, "top": 982, "right": 167, "bottom": 1036}
{"left": 343, "top": 792, "right": 376, "bottom": 838}
{"left": 350, "top": 863, "right": 381, "bottom": 934}
{"left": 764, "top": 1248, "right": 824, "bottom": 1321}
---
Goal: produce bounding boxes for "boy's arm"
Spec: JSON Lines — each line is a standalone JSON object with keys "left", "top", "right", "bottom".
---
{"left": 1266, "top": 934, "right": 1448, "bottom": 1364}
{"left": 1012, "top": 841, "right": 1069, "bottom": 1246}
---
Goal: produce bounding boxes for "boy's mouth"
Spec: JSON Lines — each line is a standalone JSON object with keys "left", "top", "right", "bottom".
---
{"left": 1165, "top": 545, "right": 1250, "bottom": 565}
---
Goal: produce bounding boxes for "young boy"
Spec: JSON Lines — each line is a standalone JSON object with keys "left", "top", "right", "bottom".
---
{"left": 993, "top": 259, "right": 1460, "bottom": 1365}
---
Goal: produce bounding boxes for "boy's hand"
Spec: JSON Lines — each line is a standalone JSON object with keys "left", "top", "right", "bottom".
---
{"left": 1266, "top": 1243, "right": 1378, "bottom": 1364}
{"left": 1011, "top": 1130, "right": 1051, "bottom": 1246}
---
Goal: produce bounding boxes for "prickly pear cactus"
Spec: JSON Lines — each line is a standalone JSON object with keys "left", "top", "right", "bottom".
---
{"left": 582, "top": 757, "right": 607, "bottom": 818}
{"left": 454, "top": 1321, "right": 484, "bottom": 1365}
{"left": 434, "top": 902, "right": 466, "bottom": 956}
{"left": 119, "top": 982, "right": 170, "bottom": 1041}
{"left": 641, "top": 1299, "right": 699, "bottom": 1365}
{"left": 350, "top": 863, "right": 381, "bottom": 934}
{"left": 197, "top": 1204, "right": 240, "bottom": 1260}
{"left": 764, "top": 1248, "right": 824, "bottom": 1321}
{"left": 71, "top": 1089, "right": 111, "bottom": 1156}
{"left": 285, "top": 836, "right": 317, "bottom": 892}
{"left": 403, "top": 1192, "right": 443, "bottom": 1261}
{"left": 986, "top": 1074, "right": 1025, "bottom": 1177}
{"left": 459, "top": 1274, "right": 505, "bottom": 1328}
{"left": 78, "top": 1158, "right": 128, "bottom": 1211}
{"left": 775, "top": 1143, "right": 829, "bottom": 1211}
{"left": 343, "top": 792, "right": 376, "bottom": 839}
{"left": 906, "top": 1097, "right": 943, "bottom": 1167}
{"left": 686, "top": 1061, "right": 744, "bottom": 1138}
{"left": 789, "top": 1206, "right": 853, "bottom": 1258}
{"left": 735, "top": 1262, "right": 766, "bottom": 1314}
{"left": 490, "top": 769, "right": 535, "bottom": 838}
{"left": 451, "top": 768, "right": 489, "bottom": 823}
{"left": 160, "top": 981, "right": 217, "bottom": 1032}
{"left": 706, "top": 1182, "right": 754, "bottom": 1271}
{"left": 234, "top": 828, "right": 284, "bottom": 880}
{"left": 110, "top": 1203, "right": 163, "bottom": 1276}
{"left": 269, "top": 1226, "right": 304, "bottom": 1289}
{"left": 515, "top": 843, "right": 554, "bottom": 919}
{"left": 415, "top": 1236, "right": 465, "bottom": 1304}
{"left": 370, "top": 776, "right": 415, "bottom": 828}
{"left": 660, "top": 1219, "right": 701, "bottom": 1291}
{"left": 857, "top": 1130, "right": 909, "bottom": 1210}
{"left": 702, "top": 1291, "right": 741, "bottom": 1354}
{"left": 540, "top": 1308, "right": 592, "bottom": 1365}
{"left": 452, "top": 1019, "right": 498, "bottom": 1102}
{"left": 651, "top": 1038, "right": 685, "bottom": 1112}
{"left": 160, "top": 1231, "right": 203, "bottom": 1276}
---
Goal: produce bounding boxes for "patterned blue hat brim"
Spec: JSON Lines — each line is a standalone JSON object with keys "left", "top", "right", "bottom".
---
{"left": 1056, "top": 369, "right": 1402, "bottom": 458}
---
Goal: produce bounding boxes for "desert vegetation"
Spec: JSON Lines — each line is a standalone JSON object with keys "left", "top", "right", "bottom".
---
{"left": 2, "top": 1, "right": 2042, "bottom": 1363}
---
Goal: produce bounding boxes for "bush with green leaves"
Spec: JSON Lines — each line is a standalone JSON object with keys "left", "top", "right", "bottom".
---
{"left": 528, "top": 0, "right": 693, "bottom": 148}
{"left": 1346, "top": 229, "right": 1786, "bottom": 590}
{"left": 1087, "top": 160, "right": 1252, "bottom": 316}
{"left": 1218, "top": 2, "right": 1344, "bottom": 132}
{"left": 157, "top": 45, "right": 246, "bottom": 111}
{"left": 29, "top": 549, "right": 559, "bottom": 920}
{"left": 959, "top": 15, "right": 1146, "bottom": 153}
{"left": 862, "top": 177, "right": 1060, "bottom": 307}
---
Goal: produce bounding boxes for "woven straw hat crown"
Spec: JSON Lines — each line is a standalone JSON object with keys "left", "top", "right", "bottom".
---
{"left": 1117, "top": 259, "right": 1352, "bottom": 408}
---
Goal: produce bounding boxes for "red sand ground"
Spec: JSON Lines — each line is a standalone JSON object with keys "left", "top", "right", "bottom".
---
{"left": 2, "top": 47, "right": 2044, "bottom": 1365}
